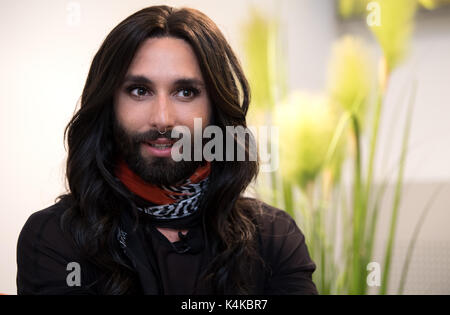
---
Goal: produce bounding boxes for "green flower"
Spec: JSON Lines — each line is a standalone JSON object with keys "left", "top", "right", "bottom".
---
{"left": 241, "top": 7, "right": 285, "bottom": 112}
{"left": 274, "top": 92, "right": 339, "bottom": 189}
{"left": 327, "top": 36, "right": 376, "bottom": 125}
{"left": 369, "top": 0, "right": 418, "bottom": 72}
{"left": 419, "top": 0, "right": 439, "bottom": 9}
{"left": 338, "top": 0, "right": 369, "bottom": 18}
{"left": 418, "top": 0, "right": 450, "bottom": 10}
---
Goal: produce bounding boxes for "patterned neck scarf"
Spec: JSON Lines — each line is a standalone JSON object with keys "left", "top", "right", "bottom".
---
{"left": 115, "top": 159, "right": 211, "bottom": 220}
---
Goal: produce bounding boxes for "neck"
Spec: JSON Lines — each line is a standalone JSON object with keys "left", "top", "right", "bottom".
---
{"left": 115, "top": 159, "right": 211, "bottom": 205}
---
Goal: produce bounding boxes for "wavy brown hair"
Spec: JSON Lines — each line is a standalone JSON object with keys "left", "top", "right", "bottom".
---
{"left": 59, "top": 5, "right": 263, "bottom": 294}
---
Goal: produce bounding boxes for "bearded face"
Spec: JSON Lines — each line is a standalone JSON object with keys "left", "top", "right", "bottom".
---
{"left": 112, "top": 37, "right": 211, "bottom": 186}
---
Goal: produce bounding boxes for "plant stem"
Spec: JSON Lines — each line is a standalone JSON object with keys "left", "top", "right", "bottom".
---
{"left": 282, "top": 180, "right": 294, "bottom": 219}
{"left": 380, "top": 81, "right": 416, "bottom": 295}
{"left": 350, "top": 114, "right": 364, "bottom": 294}
{"left": 365, "top": 92, "right": 383, "bottom": 220}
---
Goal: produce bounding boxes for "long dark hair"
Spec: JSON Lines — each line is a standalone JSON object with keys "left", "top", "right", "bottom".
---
{"left": 59, "top": 5, "right": 262, "bottom": 294}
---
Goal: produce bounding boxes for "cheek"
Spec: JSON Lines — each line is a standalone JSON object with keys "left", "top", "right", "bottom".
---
{"left": 114, "top": 95, "right": 129, "bottom": 126}
{"left": 114, "top": 97, "right": 146, "bottom": 131}
{"left": 204, "top": 101, "right": 212, "bottom": 125}
{"left": 176, "top": 99, "right": 211, "bottom": 129}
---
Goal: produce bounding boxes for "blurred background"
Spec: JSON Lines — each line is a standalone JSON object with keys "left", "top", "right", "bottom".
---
{"left": 0, "top": 0, "right": 449, "bottom": 294}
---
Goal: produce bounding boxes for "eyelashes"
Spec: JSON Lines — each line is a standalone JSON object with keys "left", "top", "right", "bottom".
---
{"left": 126, "top": 85, "right": 149, "bottom": 97}
{"left": 125, "top": 85, "right": 201, "bottom": 100}
{"left": 176, "top": 87, "right": 201, "bottom": 98}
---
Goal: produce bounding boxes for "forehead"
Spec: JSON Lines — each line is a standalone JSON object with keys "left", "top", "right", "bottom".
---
{"left": 125, "top": 37, "right": 204, "bottom": 81}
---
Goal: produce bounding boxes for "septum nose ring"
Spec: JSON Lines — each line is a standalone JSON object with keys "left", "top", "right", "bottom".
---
{"left": 158, "top": 127, "right": 167, "bottom": 135}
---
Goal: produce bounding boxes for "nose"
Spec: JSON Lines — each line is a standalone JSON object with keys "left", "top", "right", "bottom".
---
{"left": 149, "top": 94, "right": 175, "bottom": 132}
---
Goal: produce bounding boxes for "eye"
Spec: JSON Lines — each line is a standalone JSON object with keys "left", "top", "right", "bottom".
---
{"left": 175, "top": 87, "right": 200, "bottom": 99}
{"left": 127, "top": 85, "right": 150, "bottom": 98}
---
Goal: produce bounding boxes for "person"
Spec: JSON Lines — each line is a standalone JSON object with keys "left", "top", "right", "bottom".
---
{"left": 16, "top": 5, "right": 318, "bottom": 295}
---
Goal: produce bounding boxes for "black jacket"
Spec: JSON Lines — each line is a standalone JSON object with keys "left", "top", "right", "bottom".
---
{"left": 16, "top": 198, "right": 318, "bottom": 295}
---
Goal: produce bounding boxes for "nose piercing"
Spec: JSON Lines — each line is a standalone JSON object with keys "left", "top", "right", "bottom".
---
{"left": 158, "top": 127, "right": 167, "bottom": 135}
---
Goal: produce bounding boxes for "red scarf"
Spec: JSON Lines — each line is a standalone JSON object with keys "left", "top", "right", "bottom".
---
{"left": 115, "top": 159, "right": 211, "bottom": 205}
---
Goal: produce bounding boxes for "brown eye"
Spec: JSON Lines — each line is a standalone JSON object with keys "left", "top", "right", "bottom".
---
{"left": 176, "top": 87, "right": 200, "bottom": 99}
{"left": 181, "top": 89, "right": 192, "bottom": 97}
{"left": 131, "top": 87, "right": 148, "bottom": 97}
{"left": 126, "top": 85, "right": 150, "bottom": 98}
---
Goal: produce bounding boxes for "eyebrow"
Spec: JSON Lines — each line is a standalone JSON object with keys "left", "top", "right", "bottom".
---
{"left": 123, "top": 74, "right": 205, "bottom": 87}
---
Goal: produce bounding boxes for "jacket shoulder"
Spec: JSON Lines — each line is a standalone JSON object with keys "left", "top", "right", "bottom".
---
{"left": 22, "top": 200, "right": 67, "bottom": 228}
{"left": 16, "top": 199, "right": 93, "bottom": 294}
{"left": 239, "top": 197, "right": 300, "bottom": 236}
{"left": 239, "top": 197, "right": 318, "bottom": 294}
{"left": 18, "top": 200, "right": 72, "bottom": 254}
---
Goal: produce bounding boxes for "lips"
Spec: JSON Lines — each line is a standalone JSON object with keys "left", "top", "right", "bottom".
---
{"left": 142, "top": 138, "right": 175, "bottom": 157}
{"left": 147, "top": 143, "right": 172, "bottom": 149}
{"left": 145, "top": 138, "right": 175, "bottom": 148}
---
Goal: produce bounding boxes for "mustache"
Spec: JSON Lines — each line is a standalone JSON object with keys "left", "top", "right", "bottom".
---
{"left": 131, "top": 128, "right": 177, "bottom": 143}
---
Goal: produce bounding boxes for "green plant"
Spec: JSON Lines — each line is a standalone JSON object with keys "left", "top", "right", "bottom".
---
{"left": 241, "top": 2, "right": 439, "bottom": 294}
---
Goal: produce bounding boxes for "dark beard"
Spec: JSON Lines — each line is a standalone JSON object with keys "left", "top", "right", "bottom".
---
{"left": 113, "top": 118, "right": 201, "bottom": 187}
